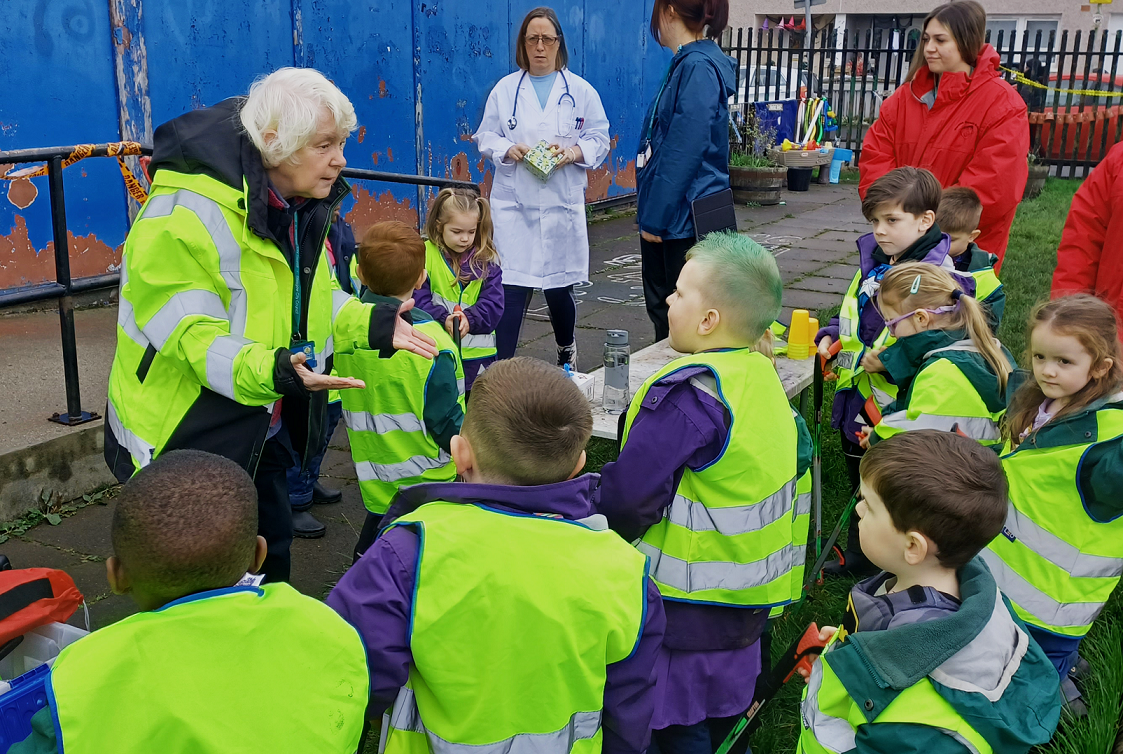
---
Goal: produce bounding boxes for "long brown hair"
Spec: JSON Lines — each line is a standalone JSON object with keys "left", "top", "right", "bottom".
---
{"left": 650, "top": 0, "right": 729, "bottom": 43}
{"left": 878, "top": 262, "right": 1012, "bottom": 393}
{"left": 515, "top": 7, "right": 568, "bottom": 71}
{"left": 1003, "top": 295, "right": 1123, "bottom": 445}
{"left": 424, "top": 188, "right": 500, "bottom": 281}
{"left": 906, "top": 1, "right": 987, "bottom": 83}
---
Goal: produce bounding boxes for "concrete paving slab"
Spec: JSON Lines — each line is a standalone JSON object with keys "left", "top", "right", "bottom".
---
{"left": 817, "top": 263, "right": 862, "bottom": 280}
{"left": 782, "top": 288, "right": 844, "bottom": 314}
{"left": 0, "top": 537, "right": 86, "bottom": 571}
{"left": 23, "top": 499, "right": 116, "bottom": 557}
{"left": 773, "top": 247, "right": 855, "bottom": 264}
{"left": 790, "top": 276, "right": 854, "bottom": 294}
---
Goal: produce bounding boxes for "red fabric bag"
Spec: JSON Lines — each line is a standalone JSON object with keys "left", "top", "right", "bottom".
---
{"left": 0, "top": 569, "right": 83, "bottom": 647}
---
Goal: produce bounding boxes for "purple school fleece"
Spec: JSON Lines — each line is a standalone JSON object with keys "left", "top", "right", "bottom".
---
{"left": 413, "top": 246, "right": 504, "bottom": 390}
{"left": 326, "top": 475, "right": 665, "bottom": 754}
{"left": 814, "top": 232, "right": 973, "bottom": 441}
{"left": 594, "top": 366, "right": 768, "bottom": 728}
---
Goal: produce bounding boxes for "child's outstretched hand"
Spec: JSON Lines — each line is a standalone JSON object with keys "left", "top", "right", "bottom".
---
{"left": 796, "top": 625, "right": 838, "bottom": 682}
{"left": 861, "top": 345, "right": 887, "bottom": 373}
{"left": 445, "top": 312, "right": 469, "bottom": 338}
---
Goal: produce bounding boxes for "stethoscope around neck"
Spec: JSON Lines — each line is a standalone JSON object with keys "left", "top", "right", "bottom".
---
{"left": 507, "top": 69, "right": 577, "bottom": 135}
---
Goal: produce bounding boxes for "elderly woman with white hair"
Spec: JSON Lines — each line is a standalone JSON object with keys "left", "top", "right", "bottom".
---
{"left": 104, "top": 67, "right": 437, "bottom": 583}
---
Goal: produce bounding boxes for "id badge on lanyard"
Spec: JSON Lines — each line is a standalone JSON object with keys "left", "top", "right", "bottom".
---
{"left": 290, "top": 212, "right": 316, "bottom": 368}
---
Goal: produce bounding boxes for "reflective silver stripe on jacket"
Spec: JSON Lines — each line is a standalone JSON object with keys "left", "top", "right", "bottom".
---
{"left": 637, "top": 542, "right": 798, "bottom": 594}
{"left": 141, "top": 289, "right": 229, "bottom": 351}
{"left": 115, "top": 265, "right": 148, "bottom": 349}
{"left": 462, "top": 333, "right": 496, "bottom": 350}
{"left": 802, "top": 657, "right": 856, "bottom": 753}
{"left": 430, "top": 291, "right": 459, "bottom": 312}
{"left": 1001, "top": 506, "right": 1123, "bottom": 580}
{"left": 205, "top": 334, "right": 251, "bottom": 400}
{"left": 332, "top": 288, "right": 352, "bottom": 321}
{"left": 667, "top": 479, "right": 796, "bottom": 537}
{"left": 980, "top": 549, "right": 1106, "bottom": 629}
{"left": 355, "top": 452, "right": 452, "bottom": 483}
{"left": 106, "top": 397, "right": 156, "bottom": 468}
{"left": 344, "top": 410, "right": 426, "bottom": 435}
{"left": 877, "top": 412, "right": 1000, "bottom": 441}
{"left": 795, "top": 488, "right": 812, "bottom": 518}
{"left": 388, "top": 686, "right": 602, "bottom": 754}
{"left": 141, "top": 190, "right": 249, "bottom": 337}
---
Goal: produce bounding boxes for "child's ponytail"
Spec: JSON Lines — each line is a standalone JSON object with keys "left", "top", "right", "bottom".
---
{"left": 879, "top": 262, "right": 1012, "bottom": 393}
{"left": 958, "top": 292, "right": 1011, "bottom": 394}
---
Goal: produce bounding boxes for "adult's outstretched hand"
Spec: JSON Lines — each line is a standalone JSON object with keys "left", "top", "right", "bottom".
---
{"left": 394, "top": 299, "right": 439, "bottom": 358}
{"left": 290, "top": 353, "right": 366, "bottom": 392}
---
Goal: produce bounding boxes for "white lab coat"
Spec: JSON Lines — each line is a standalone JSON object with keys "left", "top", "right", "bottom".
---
{"left": 474, "top": 69, "right": 611, "bottom": 289}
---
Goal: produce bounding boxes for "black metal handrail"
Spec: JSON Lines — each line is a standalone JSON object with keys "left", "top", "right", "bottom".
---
{"left": 0, "top": 142, "right": 479, "bottom": 427}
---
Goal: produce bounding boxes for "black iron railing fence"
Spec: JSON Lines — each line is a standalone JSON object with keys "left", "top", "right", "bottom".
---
{"left": 722, "top": 26, "right": 1123, "bottom": 177}
{"left": 0, "top": 143, "right": 477, "bottom": 427}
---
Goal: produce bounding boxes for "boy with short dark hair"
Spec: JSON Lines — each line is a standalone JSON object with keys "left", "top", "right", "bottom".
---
{"left": 328, "top": 358, "right": 665, "bottom": 754}
{"left": 334, "top": 221, "right": 465, "bottom": 560}
{"left": 797, "top": 430, "right": 1062, "bottom": 754}
{"left": 815, "top": 166, "right": 974, "bottom": 576}
{"left": 937, "top": 185, "right": 1006, "bottom": 327}
{"left": 12, "top": 450, "right": 369, "bottom": 754}
{"left": 596, "top": 232, "right": 812, "bottom": 753}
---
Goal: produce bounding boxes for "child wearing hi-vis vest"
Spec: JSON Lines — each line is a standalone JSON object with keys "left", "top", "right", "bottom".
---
{"left": 859, "top": 262, "right": 1015, "bottom": 449}
{"left": 328, "top": 358, "right": 665, "bottom": 754}
{"left": 414, "top": 187, "right": 504, "bottom": 392}
{"left": 595, "top": 233, "right": 812, "bottom": 754}
{"left": 11, "top": 450, "right": 370, "bottom": 754}
{"left": 796, "top": 431, "right": 1061, "bottom": 754}
{"left": 983, "top": 294, "right": 1123, "bottom": 716}
{"left": 936, "top": 186, "right": 1006, "bottom": 329}
{"left": 334, "top": 222, "right": 465, "bottom": 561}
{"left": 815, "top": 166, "right": 966, "bottom": 577}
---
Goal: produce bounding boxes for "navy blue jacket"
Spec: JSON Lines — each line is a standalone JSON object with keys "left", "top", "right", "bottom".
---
{"left": 636, "top": 40, "right": 737, "bottom": 240}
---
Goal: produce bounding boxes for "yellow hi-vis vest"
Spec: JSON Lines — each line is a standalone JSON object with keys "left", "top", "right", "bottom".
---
{"left": 107, "top": 169, "right": 375, "bottom": 471}
{"left": 336, "top": 318, "right": 465, "bottom": 514}
{"left": 423, "top": 240, "right": 497, "bottom": 362}
{"left": 621, "top": 348, "right": 801, "bottom": 608}
{"left": 382, "top": 502, "right": 648, "bottom": 754}
{"left": 835, "top": 271, "right": 897, "bottom": 410}
{"left": 797, "top": 633, "right": 992, "bottom": 754}
{"left": 48, "top": 583, "right": 369, "bottom": 753}
{"left": 983, "top": 402, "right": 1123, "bottom": 638}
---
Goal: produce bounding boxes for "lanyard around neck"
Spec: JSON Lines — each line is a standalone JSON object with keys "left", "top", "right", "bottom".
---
{"left": 291, "top": 211, "right": 302, "bottom": 340}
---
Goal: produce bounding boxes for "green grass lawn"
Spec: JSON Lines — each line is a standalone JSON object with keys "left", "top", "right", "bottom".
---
{"left": 586, "top": 177, "right": 1123, "bottom": 754}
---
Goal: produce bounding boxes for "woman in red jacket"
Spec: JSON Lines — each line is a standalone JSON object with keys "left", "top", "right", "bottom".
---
{"left": 859, "top": 1, "right": 1028, "bottom": 266}
{"left": 1053, "top": 140, "right": 1123, "bottom": 333}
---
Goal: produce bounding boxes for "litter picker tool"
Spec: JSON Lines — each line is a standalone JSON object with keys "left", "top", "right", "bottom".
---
{"left": 714, "top": 623, "right": 830, "bottom": 754}
{"left": 813, "top": 339, "right": 842, "bottom": 569}
{"left": 452, "top": 304, "right": 464, "bottom": 360}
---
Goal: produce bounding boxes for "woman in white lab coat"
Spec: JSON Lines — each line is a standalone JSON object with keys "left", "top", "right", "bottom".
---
{"left": 474, "top": 6, "right": 611, "bottom": 370}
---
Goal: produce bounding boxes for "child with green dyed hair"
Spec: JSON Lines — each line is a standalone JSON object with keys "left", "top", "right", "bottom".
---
{"left": 596, "top": 232, "right": 813, "bottom": 752}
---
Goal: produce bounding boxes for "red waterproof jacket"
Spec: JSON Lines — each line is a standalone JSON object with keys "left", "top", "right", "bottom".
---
{"left": 1052, "top": 140, "right": 1123, "bottom": 330}
{"left": 859, "top": 45, "right": 1029, "bottom": 265}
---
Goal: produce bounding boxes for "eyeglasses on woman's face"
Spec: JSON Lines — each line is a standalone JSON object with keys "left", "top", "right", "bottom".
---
{"left": 525, "top": 34, "right": 559, "bottom": 48}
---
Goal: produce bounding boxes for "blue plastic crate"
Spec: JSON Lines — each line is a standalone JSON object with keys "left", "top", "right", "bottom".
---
{"left": 0, "top": 663, "right": 51, "bottom": 751}
{"left": 752, "top": 100, "right": 800, "bottom": 145}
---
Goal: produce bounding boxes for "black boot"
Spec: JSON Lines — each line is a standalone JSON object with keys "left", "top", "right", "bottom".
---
{"left": 292, "top": 510, "right": 326, "bottom": 539}
{"left": 823, "top": 521, "right": 878, "bottom": 578}
{"left": 312, "top": 481, "right": 342, "bottom": 505}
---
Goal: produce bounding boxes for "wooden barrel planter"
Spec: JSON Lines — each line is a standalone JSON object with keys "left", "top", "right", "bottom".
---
{"left": 1023, "top": 163, "right": 1048, "bottom": 201}
{"left": 730, "top": 165, "right": 786, "bottom": 206}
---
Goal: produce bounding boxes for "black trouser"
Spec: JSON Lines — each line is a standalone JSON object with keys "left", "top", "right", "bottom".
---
{"left": 641, "top": 236, "right": 695, "bottom": 341}
{"left": 495, "top": 284, "right": 578, "bottom": 360}
{"left": 352, "top": 512, "right": 385, "bottom": 564}
{"left": 840, "top": 432, "right": 865, "bottom": 556}
{"left": 253, "top": 436, "right": 295, "bottom": 583}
